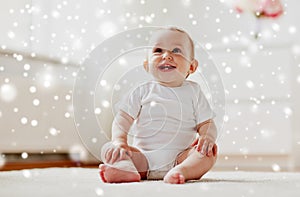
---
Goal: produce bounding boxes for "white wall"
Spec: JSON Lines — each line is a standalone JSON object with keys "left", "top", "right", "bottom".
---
{"left": 0, "top": 0, "right": 299, "bottom": 170}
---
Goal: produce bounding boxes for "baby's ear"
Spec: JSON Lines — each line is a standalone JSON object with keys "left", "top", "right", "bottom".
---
{"left": 189, "top": 59, "right": 198, "bottom": 74}
{"left": 143, "top": 59, "right": 149, "bottom": 72}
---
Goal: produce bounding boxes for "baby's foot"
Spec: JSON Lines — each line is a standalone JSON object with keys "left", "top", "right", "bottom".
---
{"left": 99, "top": 164, "right": 141, "bottom": 183}
{"left": 163, "top": 170, "right": 185, "bottom": 184}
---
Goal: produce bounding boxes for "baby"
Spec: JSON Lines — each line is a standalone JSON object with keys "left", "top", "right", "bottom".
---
{"left": 99, "top": 27, "right": 218, "bottom": 184}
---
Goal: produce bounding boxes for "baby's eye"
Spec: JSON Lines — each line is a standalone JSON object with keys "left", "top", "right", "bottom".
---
{"left": 153, "top": 48, "right": 163, "bottom": 53}
{"left": 172, "top": 48, "right": 182, "bottom": 53}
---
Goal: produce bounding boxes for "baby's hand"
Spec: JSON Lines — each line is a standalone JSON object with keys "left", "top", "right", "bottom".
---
{"left": 191, "top": 136, "right": 217, "bottom": 157}
{"left": 103, "top": 141, "right": 132, "bottom": 164}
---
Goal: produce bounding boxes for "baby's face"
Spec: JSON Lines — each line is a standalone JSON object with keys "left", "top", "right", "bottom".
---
{"left": 145, "top": 29, "right": 197, "bottom": 87}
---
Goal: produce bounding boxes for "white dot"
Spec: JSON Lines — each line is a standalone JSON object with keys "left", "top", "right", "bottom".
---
{"left": 33, "top": 99, "right": 40, "bottom": 106}
{"left": 0, "top": 84, "right": 17, "bottom": 102}
{"left": 251, "top": 104, "right": 259, "bottom": 112}
{"left": 223, "top": 115, "right": 229, "bottom": 122}
{"left": 222, "top": 37, "right": 229, "bottom": 44}
{"left": 61, "top": 57, "right": 69, "bottom": 64}
{"left": 65, "top": 94, "right": 71, "bottom": 100}
{"left": 54, "top": 95, "right": 59, "bottom": 100}
{"left": 289, "top": 26, "right": 297, "bottom": 34}
{"left": 102, "top": 100, "right": 110, "bottom": 108}
{"left": 51, "top": 10, "right": 60, "bottom": 18}
{"left": 44, "top": 81, "right": 51, "bottom": 88}
{"left": 292, "top": 45, "right": 300, "bottom": 55}
{"left": 7, "top": 31, "right": 15, "bottom": 39}
{"left": 21, "top": 152, "right": 28, "bottom": 159}
{"left": 94, "top": 108, "right": 101, "bottom": 115}
{"left": 272, "top": 163, "right": 281, "bottom": 172}
{"left": 31, "top": 120, "right": 38, "bottom": 127}
{"left": 225, "top": 67, "right": 232, "bottom": 74}
{"left": 16, "top": 55, "right": 23, "bottom": 61}
{"left": 297, "top": 75, "right": 300, "bottom": 83}
{"left": 95, "top": 188, "right": 104, "bottom": 196}
{"left": 246, "top": 80, "right": 254, "bottom": 89}
{"left": 272, "top": 23, "right": 280, "bottom": 32}
{"left": 21, "top": 117, "right": 28, "bottom": 124}
{"left": 150, "top": 101, "right": 156, "bottom": 107}
{"left": 29, "top": 86, "right": 37, "bottom": 93}
{"left": 65, "top": 112, "right": 71, "bottom": 118}
{"left": 49, "top": 127, "right": 59, "bottom": 136}
{"left": 118, "top": 58, "right": 127, "bottom": 66}
{"left": 100, "top": 80, "right": 107, "bottom": 87}
{"left": 162, "top": 8, "right": 168, "bottom": 13}
{"left": 284, "top": 107, "right": 292, "bottom": 116}
{"left": 22, "top": 170, "right": 31, "bottom": 178}
{"left": 205, "top": 43, "right": 212, "bottom": 50}
{"left": 72, "top": 72, "right": 77, "bottom": 77}
{"left": 24, "top": 64, "right": 31, "bottom": 70}
{"left": 92, "top": 138, "right": 98, "bottom": 143}
{"left": 145, "top": 15, "right": 153, "bottom": 23}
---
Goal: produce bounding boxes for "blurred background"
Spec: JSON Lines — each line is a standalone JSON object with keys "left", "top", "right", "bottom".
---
{"left": 0, "top": 0, "right": 299, "bottom": 172}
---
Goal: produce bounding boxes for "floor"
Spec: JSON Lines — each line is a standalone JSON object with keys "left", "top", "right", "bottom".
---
{"left": 0, "top": 168, "right": 300, "bottom": 197}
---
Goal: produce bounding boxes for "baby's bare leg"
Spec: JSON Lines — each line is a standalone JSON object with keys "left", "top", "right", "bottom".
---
{"left": 164, "top": 145, "right": 217, "bottom": 184}
{"left": 99, "top": 142, "right": 148, "bottom": 183}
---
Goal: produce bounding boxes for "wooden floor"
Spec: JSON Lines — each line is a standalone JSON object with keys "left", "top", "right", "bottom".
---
{"left": 0, "top": 153, "right": 100, "bottom": 171}
{"left": 0, "top": 161, "right": 99, "bottom": 171}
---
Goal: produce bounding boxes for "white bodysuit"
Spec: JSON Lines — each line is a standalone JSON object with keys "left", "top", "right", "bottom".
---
{"left": 117, "top": 80, "right": 214, "bottom": 177}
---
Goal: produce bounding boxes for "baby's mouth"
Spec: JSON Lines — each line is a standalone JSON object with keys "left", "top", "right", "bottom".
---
{"left": 158, "top": 64, "right": 176, "bottom": 71}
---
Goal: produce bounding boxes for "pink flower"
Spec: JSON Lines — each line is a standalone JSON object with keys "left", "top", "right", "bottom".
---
{"left": 235, "top": 0, "right": 284, "bottom": 18}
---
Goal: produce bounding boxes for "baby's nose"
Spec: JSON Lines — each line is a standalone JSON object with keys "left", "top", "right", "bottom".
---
{"left": 162, "top": 51, "right": 172, "bottom": 60}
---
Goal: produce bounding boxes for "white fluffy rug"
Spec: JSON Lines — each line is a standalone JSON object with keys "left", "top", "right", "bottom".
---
{"left": 0, "top": 168, "right": 300, "bottom": 197}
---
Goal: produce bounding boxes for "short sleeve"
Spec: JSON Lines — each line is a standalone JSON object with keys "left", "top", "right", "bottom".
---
{"left": 115, "top": 86, "right": 142, "bottom": 119}
{"left": 193, "top": 84, "right": 215, "bottom": 124}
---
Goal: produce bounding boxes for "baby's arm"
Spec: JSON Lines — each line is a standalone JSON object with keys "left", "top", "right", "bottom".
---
{"left": 105, "top": 110, "right": 134, "bottom": 164}
{"left": 194, "top": 119, "right": 217, "bottom": 157}
{"left": 112, "top": 110, "right": 134, "bottom": 143}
